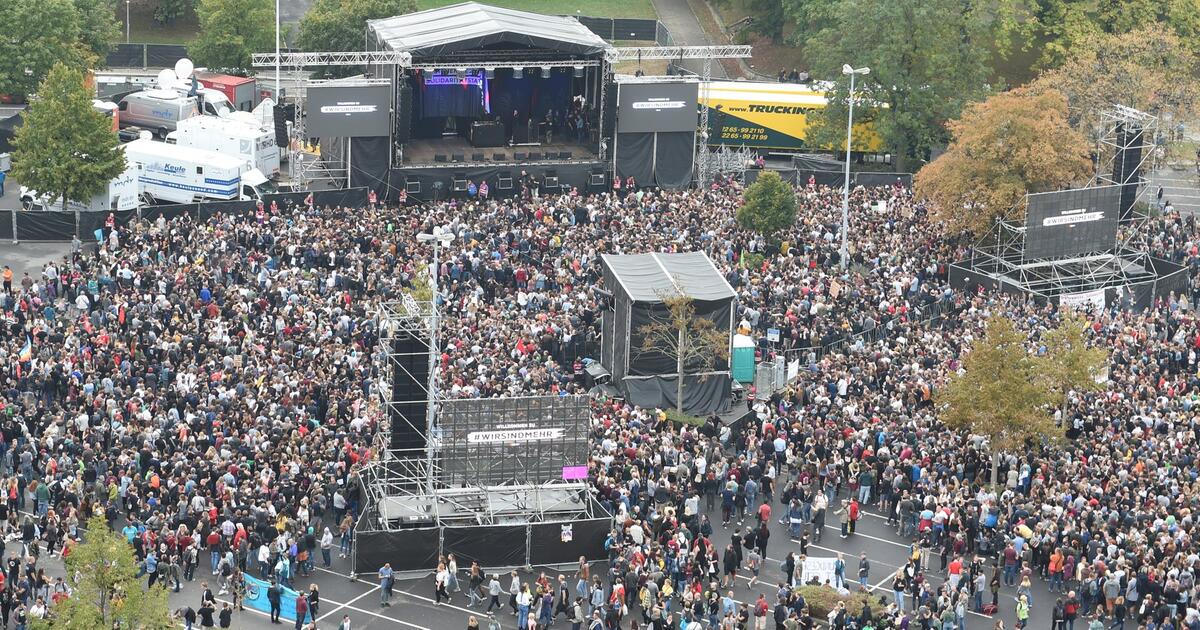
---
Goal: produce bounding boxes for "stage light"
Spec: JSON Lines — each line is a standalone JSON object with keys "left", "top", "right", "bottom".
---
{"left": 456, "top": 67, "right": 466, "bottom": 78}
{"left": 573, "top": 65, "right": 584, "bottom": 78}
{"left": 485, "top": 67, "right": 495, "bottom": 79}
{"left": 512, "top": 66, "right": 523, "bottom": 79}
{"left": 541, "top": 65, "right": 552, "bottom": 77}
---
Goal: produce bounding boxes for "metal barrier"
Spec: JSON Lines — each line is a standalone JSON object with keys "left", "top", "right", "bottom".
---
{"left": 106, "top": 43, "right": 188, "bottom": 68}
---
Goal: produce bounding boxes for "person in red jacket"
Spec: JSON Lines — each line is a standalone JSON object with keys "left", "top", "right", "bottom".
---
{"left": 848, "top": 498, "right": 861, "bottom": 536}
{"left": 294, "top": 591, "right": 309, "bottom": 629}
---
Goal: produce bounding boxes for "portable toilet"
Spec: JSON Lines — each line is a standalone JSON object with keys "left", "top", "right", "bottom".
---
{"left": 731, "top": 334, "right": 756, "bottom": 383}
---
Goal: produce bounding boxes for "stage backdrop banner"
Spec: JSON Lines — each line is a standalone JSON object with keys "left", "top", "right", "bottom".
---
{"left": 243, "top": 574, "right": 302, "bottom": 622}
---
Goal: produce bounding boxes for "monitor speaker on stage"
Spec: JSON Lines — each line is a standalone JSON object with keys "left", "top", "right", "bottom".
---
{"left": 405, "top": 179, "right": 421, "bottom": 194}
{"left": 452, "top": 173, "right": 468, "bottom": 191}
{"left": 472, "top": 152, "right": 485, "bottom": 161}
{"left": 543, "top": 170, "right": 559, "bottom": 189}
{"left": 435, "top": 154, "right": 447, "bottom": 163}
{"left": 514, "top": 152, "right": 527, "bottom": 160}
{"left": 498, "top": 171, "right": 514, "bottom": 189}
{"left": 528, "top": 151, "right": 540, "bottom": 160}
{"left": 493, "top": 153, "right": 505, "bottom": 161}
{"left": 560, "top": 151, "right": 572, "bottom": 159}
{"left": 451, "top": 153, "right": 464, "bottom": 162}
{"left": 395, "top": 84, "right": 413, "bottom": 143}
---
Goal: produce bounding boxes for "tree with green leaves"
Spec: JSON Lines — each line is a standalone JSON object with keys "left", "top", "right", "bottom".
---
{"left": 639, "top": 290, "right": 730, "bottom": 414}
{"left": 1038, "top": 310, "right": 1108, "bottom": 419}
{"left": 786, "top": 0, "right": 993, "bottom": 171}
{"left": 737, "top": 170, "right": 796, "bottom": 243}
{"left": 12, "top": 64, "right": 127, "bottom": 220}
{"left": 915, "top": 87, "right": 1091, "bottom": 235}
{"left": 31, "top": 515, "right": 173, "bottom": 629}
{"left": 299, "top": 0, "right": 417, "bottom": 78}
{"left": 1032, "top": 26, "right": 1199, "bottom": 137}
{"left": 937, "top": 315, "right": 1057, "bottom": 486}
{"left": 74, "top": 0, "right": 122, "bottom": 64}
{"left": 189, "top": 0, "right": 274, "bottom": 71}
{"left": 0, "top": 0, "right": 88, "bottom": 97}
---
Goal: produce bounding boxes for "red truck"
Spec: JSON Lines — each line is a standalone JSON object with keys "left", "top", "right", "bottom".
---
{"left": 195, "top": 72, "right": 258, "bottom": 112}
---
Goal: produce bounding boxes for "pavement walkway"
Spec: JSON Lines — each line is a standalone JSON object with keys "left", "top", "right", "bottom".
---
{"left": 650, "top": 0, "right": 729, "bottom": 78}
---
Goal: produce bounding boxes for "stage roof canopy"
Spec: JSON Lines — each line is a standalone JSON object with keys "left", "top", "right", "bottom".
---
{"left": 368, "top": 2, "right": 612, "bottom": 58}
{"left": 601, "top": 252, "right": 736, "bottom": 303}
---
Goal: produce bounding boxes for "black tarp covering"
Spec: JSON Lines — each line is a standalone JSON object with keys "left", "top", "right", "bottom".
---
{"left": 0, "top": 112, "right": 24, "bottom": 153}
{"left": 442, "top": 526, "right": 527, "bottom": 569}
{"left": 354, "top": 528, "right": 441, "bottom": 574}
{"left": 141, "top": 205, "right": 198, "bottom": 222}
{"left": 16, "top": 211, "right": 76, "bottom": 240}
{"left": 653, "top": 131, "right": 695, "bottom": 189}
{"left": 529, "top": 518, "right": 611, "bottom": 566}
{"left": 623, "top": 373, "right": 732, "bottom": 414}
{"left": 614, "top": 132, "right": 654, "bottom": 187}
{"left": 0, "top": 211, "right": 12, "bottom": 241}
{"left": 749, "top": 168, "right": 912, "bottom": 188}
{"left": 628, "top": 299, "right": 732, "bottom": 375}
{"left": 349, "top": 136, "right": 392, "bottom": 195}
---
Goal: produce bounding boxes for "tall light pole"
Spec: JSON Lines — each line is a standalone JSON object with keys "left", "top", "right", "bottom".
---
{"left": 417, "top": 227, "right": 453, "bottom": 496}
{"left": 275, "top": 0, "right": 281, "bottom": 100}
{"left": 840, "top": 64, "right": 870, "bottom": 271}
{"left": 126, "top": 0, "right": 131, "bottom": 43}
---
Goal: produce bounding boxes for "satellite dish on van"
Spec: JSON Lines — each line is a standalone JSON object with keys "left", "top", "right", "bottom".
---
{"left": 156, "top": 69, "right": 178, "bottom": 90}
{"left": 174, "top": 58, "right": 194, "bottom": 79}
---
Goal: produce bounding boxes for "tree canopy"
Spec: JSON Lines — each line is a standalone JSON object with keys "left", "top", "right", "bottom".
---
{"left": 786, "top": 0, "right": 993, "bottom": 171}
{"left": 298, "top": 0, "right": 417, "bottom": 78}
{"left": 937, "top": 313, "right": 1107, "bottom": 485}
{"left": 74, "top": 0, "right": 122, "bottom": 63}
{"left": 737, "top": 170, "right": 797, "bottom": 241}
{"left": 190, "top": 0, "right": 274, "bottom": 71}
{"left": 0, "top": 0, "right": 89, "bottom": 97}
{"left": 1031, "top": 25, "right": 1199, "bottom": 136}
{"left": 915, "top": 87, "right": 1092, "bottom": 235}
{"left": 11, "top": 64, "right": 127, "bottom": 216}
{"left": 30, "top": 515, "right": 173, "bottom": 629}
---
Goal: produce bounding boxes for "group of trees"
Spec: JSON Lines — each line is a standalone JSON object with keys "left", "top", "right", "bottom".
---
{"left": 0, "top": 0, "right": 120, "bottom": 96}
{"left": 188, "top": 0, "right": 416, "bottom": 72}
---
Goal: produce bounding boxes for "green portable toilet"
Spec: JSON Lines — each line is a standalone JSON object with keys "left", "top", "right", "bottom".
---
{"left": 731, "top": 334, "right": 755, "bottom": 383}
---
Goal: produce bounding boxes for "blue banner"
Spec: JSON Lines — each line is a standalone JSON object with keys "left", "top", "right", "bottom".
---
{"left": 243, "top": 574, "right": 307, "bottom": 622}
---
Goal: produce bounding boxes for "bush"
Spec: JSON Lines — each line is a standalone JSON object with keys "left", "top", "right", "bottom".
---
{"left": 661, "top": 408, "right": 706, "bottom": 427}
{"left": 794, "top": 585, "right": 886, "bottom": 620}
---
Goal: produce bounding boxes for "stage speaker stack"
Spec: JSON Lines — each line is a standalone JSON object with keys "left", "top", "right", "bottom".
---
{"left": 602, "top": 85, "right": 617, "bottom": 138}
{"left": 395, "top": 84, "right": 413, "bottom": 144}
{"left": 389, "top": 332, "right": 430, "bottom": 451}
{"left": 1114, "top": 123, "right": 1144, "bottom": 221}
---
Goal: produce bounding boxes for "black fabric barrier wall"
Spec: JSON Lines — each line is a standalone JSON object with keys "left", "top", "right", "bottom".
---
{"left": 442, "top": 526, "right": 528, "bottom": 569}
{"left": 528, "top": 518, "right": 611, "bottom": 567}
{"left": 15, "top": 212, "right": 76, "bottom": 241}
{"left": 354, "top": 528, "right": 442, "bottom": 574}
{"left": 623, "top": 373, "right": 732, "bottom": 415}
{"left": 7, "top": 188, "right": 371, "bottom": 242}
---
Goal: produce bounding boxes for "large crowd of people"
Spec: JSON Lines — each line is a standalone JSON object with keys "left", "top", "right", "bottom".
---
{"left": 0, "top": 173, "right": 1199, "bottom": 630}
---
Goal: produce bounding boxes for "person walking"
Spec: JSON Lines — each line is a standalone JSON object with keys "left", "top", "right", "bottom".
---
{"left": 1015, "top": 595, "right": 1030, "bottom": 630}
{"left": 294, "top": 591, "right": 309, "bottom": 630}
{"left": 436, "top": 562, "right": 452, "bottom": 604}
{"left": 858, "top": 552, "right": 870, "bottom": 590}
{"left": 379, "top": 563, "right": 394, "bottom": 607}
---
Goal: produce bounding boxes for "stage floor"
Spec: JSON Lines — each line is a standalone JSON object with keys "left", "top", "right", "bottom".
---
{"left": 401, "top": 136, "right": 598, "bottom": 167}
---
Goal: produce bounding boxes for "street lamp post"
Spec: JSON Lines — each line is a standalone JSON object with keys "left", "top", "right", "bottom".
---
{"left": 840, "top": 64, "right": 870, "bottom": 271}
{"left": 417, "top": 227, "right": 453, "bottom": 496}
{"left": 126, "top": 0, "right": 131, "bottom": 43}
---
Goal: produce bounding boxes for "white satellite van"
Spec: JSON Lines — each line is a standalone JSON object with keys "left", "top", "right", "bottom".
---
{"left": 166, "top": 115, "right": 280, "bottom": 178}
{"left": 124, "top": 139, "right": 272, "bottom": 204}
{"left": 117, "top": 88, "right": 236, "bottom": 138}
{"left": 19, "top": 154, "right": 139, "bottom": 213}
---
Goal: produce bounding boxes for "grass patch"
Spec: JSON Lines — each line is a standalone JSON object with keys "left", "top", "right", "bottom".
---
{"left": 662, "top": 408, "right": 707, "bottom": 427}
{"left": 415, "top": 0, "right": 657, "bottom": 19}
{"left": 793, "top": 585, "right": 885, "bottom": 620}
{"left": 122, "top": 6, "right": 201, "bottom": 45}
